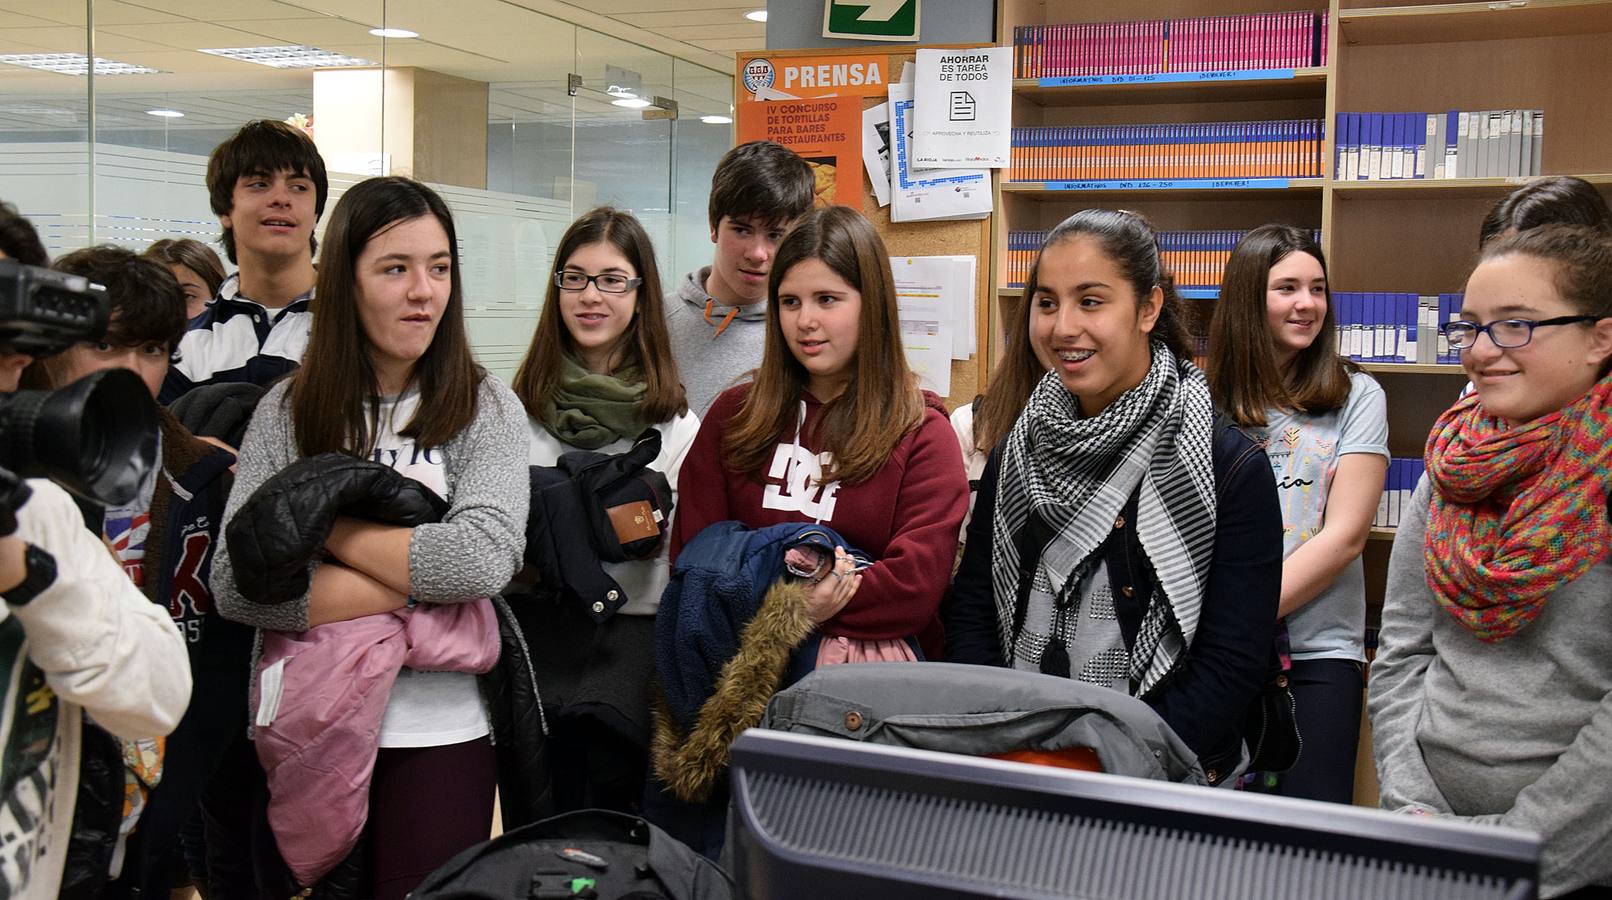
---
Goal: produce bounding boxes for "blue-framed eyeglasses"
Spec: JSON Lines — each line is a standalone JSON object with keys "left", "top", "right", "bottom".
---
{"left": 1439, "top": 315, "right": 1603, "bottom": 350}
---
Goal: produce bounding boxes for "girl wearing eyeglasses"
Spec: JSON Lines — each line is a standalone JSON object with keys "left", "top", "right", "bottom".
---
{"left": 510, "top": 206, "right": 697, "bottom": 814}
{"left": 1370, "top": 225, "right": 1612, "bottom": 898}
{"left": 1205, "top": 224, "right": 1389, "bottom": 803}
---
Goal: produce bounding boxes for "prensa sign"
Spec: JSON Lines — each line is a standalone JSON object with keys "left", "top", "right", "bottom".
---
{"left": 736, "top": 54, "right": 890, "bottom": 100}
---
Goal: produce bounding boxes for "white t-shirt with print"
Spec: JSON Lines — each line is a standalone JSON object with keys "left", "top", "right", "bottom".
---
{"left": 1258, "top": 371, "right": 1389, "bottom": 662}
{"left": 370, "top": 389, "right": 490, "bottom": 748}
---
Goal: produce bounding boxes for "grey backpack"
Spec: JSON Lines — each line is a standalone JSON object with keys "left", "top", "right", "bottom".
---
{"left": 760, "top": 662, "right": 1206, "bottom": 784}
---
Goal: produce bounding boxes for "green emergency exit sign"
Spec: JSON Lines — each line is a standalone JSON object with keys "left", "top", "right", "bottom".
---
{"left": 823, "top": 0, "right": 921, "bottom": 42}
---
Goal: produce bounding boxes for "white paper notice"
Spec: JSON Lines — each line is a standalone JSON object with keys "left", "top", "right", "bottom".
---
{"left": 913, "top": 46, "right": 1011, "bottom": 169}
{"left": 888, "top": 82, "right": 991, "bottom": 223}
{"left": 861, "top": 102, "right": 892, "bottom": 207}
{"left": 892, "top": 255, "right": 976, "bottom": 361}
{"left": 901, "top": 322, "right": 953, "bottom": 396}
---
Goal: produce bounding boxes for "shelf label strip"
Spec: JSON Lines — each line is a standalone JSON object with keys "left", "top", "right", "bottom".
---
{"left": 1039, "top": 178, "right": 1292, "bottom": 191}
{"left": 1038, "top": 68, "right": 1296, "bottom": 88}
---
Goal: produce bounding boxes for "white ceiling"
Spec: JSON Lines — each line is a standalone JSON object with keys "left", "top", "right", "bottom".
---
{"left": 0, "top": 0, "right": 757, "bottom": 100}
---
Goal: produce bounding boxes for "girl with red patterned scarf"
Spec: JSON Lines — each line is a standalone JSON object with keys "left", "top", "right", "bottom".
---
{"left": 1370, "top": 225, "right": 1612, "bottom": 899}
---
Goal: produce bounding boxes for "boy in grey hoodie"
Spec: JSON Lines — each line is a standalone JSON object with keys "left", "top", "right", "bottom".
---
{"left": 667, "top": 141, "right": 814, "bottom": 415}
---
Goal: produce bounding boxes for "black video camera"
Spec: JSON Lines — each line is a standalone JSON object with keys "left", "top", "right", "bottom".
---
{"left": 0, "top": 257, "right": 158, "bottom": 535}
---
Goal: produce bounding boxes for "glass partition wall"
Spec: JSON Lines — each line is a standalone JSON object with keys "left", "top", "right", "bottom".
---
{"left": 0, "top": 0, "right": 735, "bottom": 378}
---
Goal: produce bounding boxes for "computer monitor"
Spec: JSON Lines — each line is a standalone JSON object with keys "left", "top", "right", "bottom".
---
{"left": 728, "top": 730, "right": 1539, "bottom": 900}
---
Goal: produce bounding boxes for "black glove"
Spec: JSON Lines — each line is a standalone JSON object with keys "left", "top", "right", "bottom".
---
{"left": 0, "top": 466, "right": 32, "bottom": 538}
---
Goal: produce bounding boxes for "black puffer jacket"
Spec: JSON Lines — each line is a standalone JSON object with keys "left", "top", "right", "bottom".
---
{"left": 223, "top": 455, "right": 551, "bottom": 896}
{"left": 227, "top": 452, "right": 449, "bottom": 605}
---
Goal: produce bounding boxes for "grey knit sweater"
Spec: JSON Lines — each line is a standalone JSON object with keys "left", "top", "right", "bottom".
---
{"left": 211, "top": 376, "right": 530, "bottom": 633}
{"left": 1370, "top": 477, "right": 1612, "bottom": 897}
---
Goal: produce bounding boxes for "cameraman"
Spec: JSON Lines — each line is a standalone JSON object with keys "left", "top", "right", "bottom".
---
{"left": 0, "top": 209, "right": 191, "bottom": 897}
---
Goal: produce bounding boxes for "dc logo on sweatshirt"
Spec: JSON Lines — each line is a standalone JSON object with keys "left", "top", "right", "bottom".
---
{"left": 763, "top": 444, "right": 841, "bottom": 520}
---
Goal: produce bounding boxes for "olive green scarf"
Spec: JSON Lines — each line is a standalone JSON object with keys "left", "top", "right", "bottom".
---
{"left": 539, "top": 353, "right": 650, "bottom": 450}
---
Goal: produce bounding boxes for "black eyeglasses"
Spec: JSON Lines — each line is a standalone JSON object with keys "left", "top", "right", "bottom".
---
{"left": 554, "top": 271, "right": 642, "bottom": 293}
{"left": 1439, "top": 315, "right": 1603, "bottom": 350}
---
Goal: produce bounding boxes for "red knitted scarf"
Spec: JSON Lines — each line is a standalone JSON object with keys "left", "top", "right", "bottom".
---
{"left": 1423, "top": 374, "right": 1612, "bottom": 642}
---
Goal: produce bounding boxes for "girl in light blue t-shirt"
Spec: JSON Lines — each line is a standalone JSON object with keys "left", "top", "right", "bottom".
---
{"left": 1209, "top": 224, "right": 1389, "bottom": 804}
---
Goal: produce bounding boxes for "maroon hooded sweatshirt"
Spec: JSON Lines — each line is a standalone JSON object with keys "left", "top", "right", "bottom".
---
{"left": 672, "top": 384, "right": 968, "bottom": 658}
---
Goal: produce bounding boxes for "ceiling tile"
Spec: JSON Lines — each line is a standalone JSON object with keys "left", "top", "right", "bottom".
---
{"left": 620, "top": 8, "right": 758, "bottom": 27}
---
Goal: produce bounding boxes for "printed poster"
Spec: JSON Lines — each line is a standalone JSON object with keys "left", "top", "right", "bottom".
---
{"left": 888, "top": 82, "right": 991, "bottom": 222}
{"left": 861, "top": 102, "right": 893, "bottom": 207}
{"left": 737, "top": 96, "right": 863, "bottom": 212}
{"left": 912, "top": 46, "right": 1012, "bottom": 169}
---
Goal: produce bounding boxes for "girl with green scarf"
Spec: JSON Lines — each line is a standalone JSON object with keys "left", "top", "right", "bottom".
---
{"left": 510, "top": 207, "right": 698, "bottom": 814}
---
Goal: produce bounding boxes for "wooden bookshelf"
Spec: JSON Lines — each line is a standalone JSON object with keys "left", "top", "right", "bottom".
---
{"left": 991, "top": 0, "right": 1612, "bottom": 806}
{"left": 1339, "top": 0, "right": 1612, "bottom": 46}
{"left": 1358, "top": 362, "right": 1465, "bottom": 374}
{"left": 1002, "top": 178, "right": 1329, "bottom": 198}
{"left": 1333, "top": 173, "right": 1612, "bottom": 200}
{"left": 1013, "top": 67, "right": 1327, "bottom": 106}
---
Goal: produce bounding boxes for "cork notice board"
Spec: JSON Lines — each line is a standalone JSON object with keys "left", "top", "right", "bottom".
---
{"left": 734, "top": 45, "right": 994, "bottom": 410}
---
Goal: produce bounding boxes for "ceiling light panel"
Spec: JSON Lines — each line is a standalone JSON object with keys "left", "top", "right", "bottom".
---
{"left": 199, "top": 45, "right": 376, "bottom": 69}
{"left": 0, "top": 53, "right": 161, "bottom": 75}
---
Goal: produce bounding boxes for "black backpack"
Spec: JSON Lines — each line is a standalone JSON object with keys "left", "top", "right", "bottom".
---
{"left": 410, "top": 809, "right": 734, "bottom": 900}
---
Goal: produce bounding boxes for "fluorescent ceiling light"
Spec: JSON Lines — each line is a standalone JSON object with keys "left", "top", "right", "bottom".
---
{"left": 0, "top": 53, "right": 160, "bottom": 76}
{"left": 611, "top": 97, "right": 652, "bottom": 109}
{"left": 200, "top": 45, "right": 377, "bottom": 69}
{"left": 700, "top": 115, "right": 733, "bottom": 124}
{"left": 146, "top": 108, "right": 185, "bottom": 118}
{"left": 745, "top": 9, "right": 767, "bottom": 22}
{"left": 606, "top": 87, "right": 637, "bottom": 99}
{"left": 368, "top": 27, "right": 418, "bottom": 38}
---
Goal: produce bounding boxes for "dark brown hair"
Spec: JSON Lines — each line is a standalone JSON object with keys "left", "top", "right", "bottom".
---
{"left": 24, "top": 245, "right": 187, "bottom": 390}
{"left": 207, "top": 119, "right": 328, "bottom": 264}
{"left": 1479, "top": 176, "right": 1612, "bottom": 249}
{"left": 289, "top": 176, "right": 481, "bottom": 458}
{"left": 972, "top": 209, "right": 1192, "bottom": 453}
{"left": 1209, "top": 224, "right": 1354, "bottom": 428}
{"left": 1479, "top": 224, "right": 1612, "bottom": 320}
{"left": 144, "top": 238, "right": 227, "bottom": 298}
{"left": 0, "top": 201, "right": 48, "bottom": 267}
{"left": 707, "top": 140, "right": 814, "bottom": 231}
{"left": 723, "top": 206, "right": 922, "bottom": 485}
{"left": 510, "top": 207, "right": 686, "bottom": 426}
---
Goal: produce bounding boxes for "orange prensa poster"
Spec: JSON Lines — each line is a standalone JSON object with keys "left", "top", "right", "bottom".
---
{"left": 736, "top": 96, "right": 863, "bottom": 212}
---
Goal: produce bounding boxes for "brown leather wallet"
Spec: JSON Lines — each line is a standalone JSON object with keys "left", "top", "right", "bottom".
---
{"left": 606, "top": 499, "right": 662, "bottom": 545}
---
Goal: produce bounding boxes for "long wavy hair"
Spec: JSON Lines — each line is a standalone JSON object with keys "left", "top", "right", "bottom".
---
{"left": 510, "top": 207, "right": 686, "bottom": 425}
{"left": 722, "top": 206, "right": 922, "bottom": 485}
{"left": 289, "top": 176, "right": 482, "bottom": 457}
{"left": 1208, "top": 224, "right": 1354, "bottom": 428}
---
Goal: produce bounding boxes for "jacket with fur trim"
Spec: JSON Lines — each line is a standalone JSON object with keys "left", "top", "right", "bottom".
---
{"left": 652, "top": 521, "right": 861, "bottom": 803}
{"left": 671, "top": 386, "right": 968, "bottom": 660}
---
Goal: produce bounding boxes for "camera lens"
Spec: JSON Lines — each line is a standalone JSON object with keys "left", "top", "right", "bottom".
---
{"left": 0, "top": 368, "right": 158, "bottom": 506}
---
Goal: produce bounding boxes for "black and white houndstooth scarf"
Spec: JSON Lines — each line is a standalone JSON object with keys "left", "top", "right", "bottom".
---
{"left": 990, "top": 342, "right": 1216, "bottom": 697}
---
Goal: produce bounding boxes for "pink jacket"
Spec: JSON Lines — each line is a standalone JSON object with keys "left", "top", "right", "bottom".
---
{"left": 251, "top": 599, "right": 500, "bottom": 886}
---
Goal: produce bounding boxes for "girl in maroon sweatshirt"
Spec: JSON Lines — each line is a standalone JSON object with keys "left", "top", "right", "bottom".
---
{"left": 671, "top": 205, "right": 968, "bottom": 661}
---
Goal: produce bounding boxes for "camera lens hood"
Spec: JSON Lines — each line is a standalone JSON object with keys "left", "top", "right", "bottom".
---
{"left": 0, "top": 368, "right": 159, "bottom": 506}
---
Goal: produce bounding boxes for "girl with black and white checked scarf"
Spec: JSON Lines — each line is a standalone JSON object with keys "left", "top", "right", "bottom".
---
{"left": 944, "top": 210, "right": 1283, "bottom": 784}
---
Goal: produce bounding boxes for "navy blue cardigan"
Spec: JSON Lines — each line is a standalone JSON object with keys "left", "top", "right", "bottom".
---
{"left": 943, "top": 418, "right": 1282, "bottom": 780}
